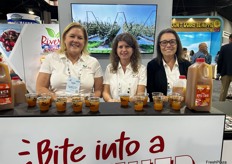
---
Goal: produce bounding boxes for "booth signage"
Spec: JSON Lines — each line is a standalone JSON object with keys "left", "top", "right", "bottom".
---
{"left": 171, "top": 16, "right": 223, "bottom": 64}
{"left": 172, "top": 18, "right": 221, "bottom": 32}
{"left": 0, "top": 115, "right": 224, "bottom": 164}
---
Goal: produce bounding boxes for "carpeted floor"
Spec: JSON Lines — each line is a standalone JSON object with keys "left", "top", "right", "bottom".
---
{"left": 212, "top": 79, "right": 232, "bottom": 102}
{"left": 213, "top": 79, "right": 221, "bottom": 102}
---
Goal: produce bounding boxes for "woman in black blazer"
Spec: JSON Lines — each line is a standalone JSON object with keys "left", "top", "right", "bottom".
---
{"left": 147, "top": 28, "right": 191, "bottom": 101}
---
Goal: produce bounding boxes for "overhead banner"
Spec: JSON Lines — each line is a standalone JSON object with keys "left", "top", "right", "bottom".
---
{"left": 172, "top": 17, "right": 221, "bottom": 32}
{"left": 0, "top": 24, "right": 60, "bottom": 92}
{"left": 0, "top": 115, "right": 225, "bottom": 163}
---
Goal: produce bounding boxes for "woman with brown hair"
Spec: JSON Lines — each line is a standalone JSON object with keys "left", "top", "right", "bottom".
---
{"left": 147, "top": 28, "right": 191, "bottom": 101}
{"left": 103, "top": 33, "right": 147, "bottom": 102}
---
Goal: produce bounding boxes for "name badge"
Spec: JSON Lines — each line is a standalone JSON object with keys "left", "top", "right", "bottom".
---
{"left": 66, "top": 77, "right": 80, "bottom": 94}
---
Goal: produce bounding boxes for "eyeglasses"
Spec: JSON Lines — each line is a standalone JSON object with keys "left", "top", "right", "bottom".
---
{"left": 159, "top": 39, "right": 177, "bottom": 47}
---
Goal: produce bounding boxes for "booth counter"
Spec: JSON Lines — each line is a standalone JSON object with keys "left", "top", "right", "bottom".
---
{"left": 0, "top": 102, "right": 227, "bottom": 163}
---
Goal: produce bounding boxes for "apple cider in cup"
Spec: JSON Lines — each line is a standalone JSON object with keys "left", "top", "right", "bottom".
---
{"left": 41, "top": 93, "right": 52, "bottom": 107}
{"left": 25, "top": 93, "right": 37, "bottom": 107}
{"left": 55, "top": 94, "right": 67, "bottom": 112}
{"left": 170, "top": 93, "right": 183, "bottom": 110}
{"left": 37, "top": 97, "right": 50, "bottom": 112}
{"left": 89, "top": 97, "right": 100, "bottom": 112}
{"left": 152, "top": 92, "right": 164, "bottom": 111}
{"left": 84, "top": 93, "right": 94, "bottom": 107}
{"left": 119, "top": 94, "right": 130, "bottom": 107}
{"left": 72, "top": 95, "right": 83, "bottom": 112}
{"left": 137, "top": 92, "right": 149, "bottom": 106}
{"left": 134, "top": 96, "right": 144, "bottom": 111}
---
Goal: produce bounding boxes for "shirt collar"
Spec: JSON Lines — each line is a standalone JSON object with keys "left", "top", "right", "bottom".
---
{"left": 59, "top": 52, "right": 87, "bottom": 62}
{"left": 59, "top": 53, "right": 66, "bottom": 59}
{"left": 162, "top": 57, "right": 179, "bottom": 67}
{"left": 118, "top": 62, "right": 132, "bottom": 70}
{"left": 79, "top": 54, "right": 88, "bottom": 62}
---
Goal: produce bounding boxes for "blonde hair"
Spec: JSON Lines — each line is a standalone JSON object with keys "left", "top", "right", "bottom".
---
{"left": 57, "top": 22, "right": 89, "bottom": 54}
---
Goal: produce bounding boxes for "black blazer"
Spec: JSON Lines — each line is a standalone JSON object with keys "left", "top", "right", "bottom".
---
{"left": 217, "top": 42, "right": 232, "bottom": 76}
{"left": 147, "top": 58, "right": 191, "bottom": 101}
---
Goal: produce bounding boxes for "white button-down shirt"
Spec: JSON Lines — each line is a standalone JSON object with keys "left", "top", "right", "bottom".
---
{"left": 162, "top": 58, "right": 180, "bottom": 89}
{"left": 39, "top": 52, "right": 103, "bottom": 94}
{"left": 104, "top": 63, "right": 147, "bottom": 99}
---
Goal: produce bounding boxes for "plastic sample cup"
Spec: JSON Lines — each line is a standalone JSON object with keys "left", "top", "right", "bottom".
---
{"left": 170, "top": 93, "right": 183, "bottom": 110}
{"left": 41, "top": 93, "right": 52, "bottom": 107}
{"left": 137, "top": 92, "right": 149, "bottom": 106}
{"left": 55, "top": 94, "right": 67, "bottom": 112}
{"left": 37, "top": 97, "right": 50, "bottom": 112}
{"left": 84, "top": 93, "right": 95, "bottom": 107}
{"left": 133, "top": 96, "right": 144, "bottom": 111}
{"left": 25, "top": 93, "right": 37, "bottom": 107}
{"left": 119, "top": 93, "right": 130, "bottom": 107}
{"left": 152, "top": 92, "right": 164, "bottom": 111}
{"left": 89, "top": 97, "right": 100, "bottom": 112}
{"left": 71, "top": 95, "right": 83, "bottom": 112}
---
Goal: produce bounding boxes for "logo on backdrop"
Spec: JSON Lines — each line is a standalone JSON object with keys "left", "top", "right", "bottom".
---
{"left": 40, "top": 28, "right": 60, "bottom": 62}
{"left": 41, "top": 28, "right": 60, "bottom": 54}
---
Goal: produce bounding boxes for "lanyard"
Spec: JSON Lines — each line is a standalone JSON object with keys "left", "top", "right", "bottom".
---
{"left": 65, "top": 59, "right": 84, "bottom": 94}
{"left": 66, "top": 59, "right": 83, "bottom": 80}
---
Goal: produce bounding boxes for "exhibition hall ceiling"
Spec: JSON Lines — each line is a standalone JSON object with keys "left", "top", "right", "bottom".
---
{"left": 0, "top": 0, "right": 232, "bottom": 22}
{"left": 173, "top": 0, "right": 232, "bottom": 22}
{"left": 0, "top": 0, "right": 58, "bottom": 20}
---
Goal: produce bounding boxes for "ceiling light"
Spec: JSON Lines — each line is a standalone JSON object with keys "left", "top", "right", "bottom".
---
{"left": 188, "top": 18, "right": 194, "bottom": 22}
{"left": 205, "top": 18, "right": 210, "bottom": 22}
{"left": 28, "top": 10, "right": 34, "bottom": 15}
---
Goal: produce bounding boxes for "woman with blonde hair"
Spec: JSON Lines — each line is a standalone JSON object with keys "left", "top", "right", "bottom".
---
{"left": 36, "top": 22, "right": 103, "bottom": 99}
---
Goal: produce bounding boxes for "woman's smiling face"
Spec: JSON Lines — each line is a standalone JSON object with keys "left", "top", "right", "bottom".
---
{"left": 159, "top": 33, "right": 177, "bottom": 58}
{"left": 64, "top": 27, "right": 85, "bottom": 56}
{"left": 117, "top": 41, "right": 133, "bottom": 62}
